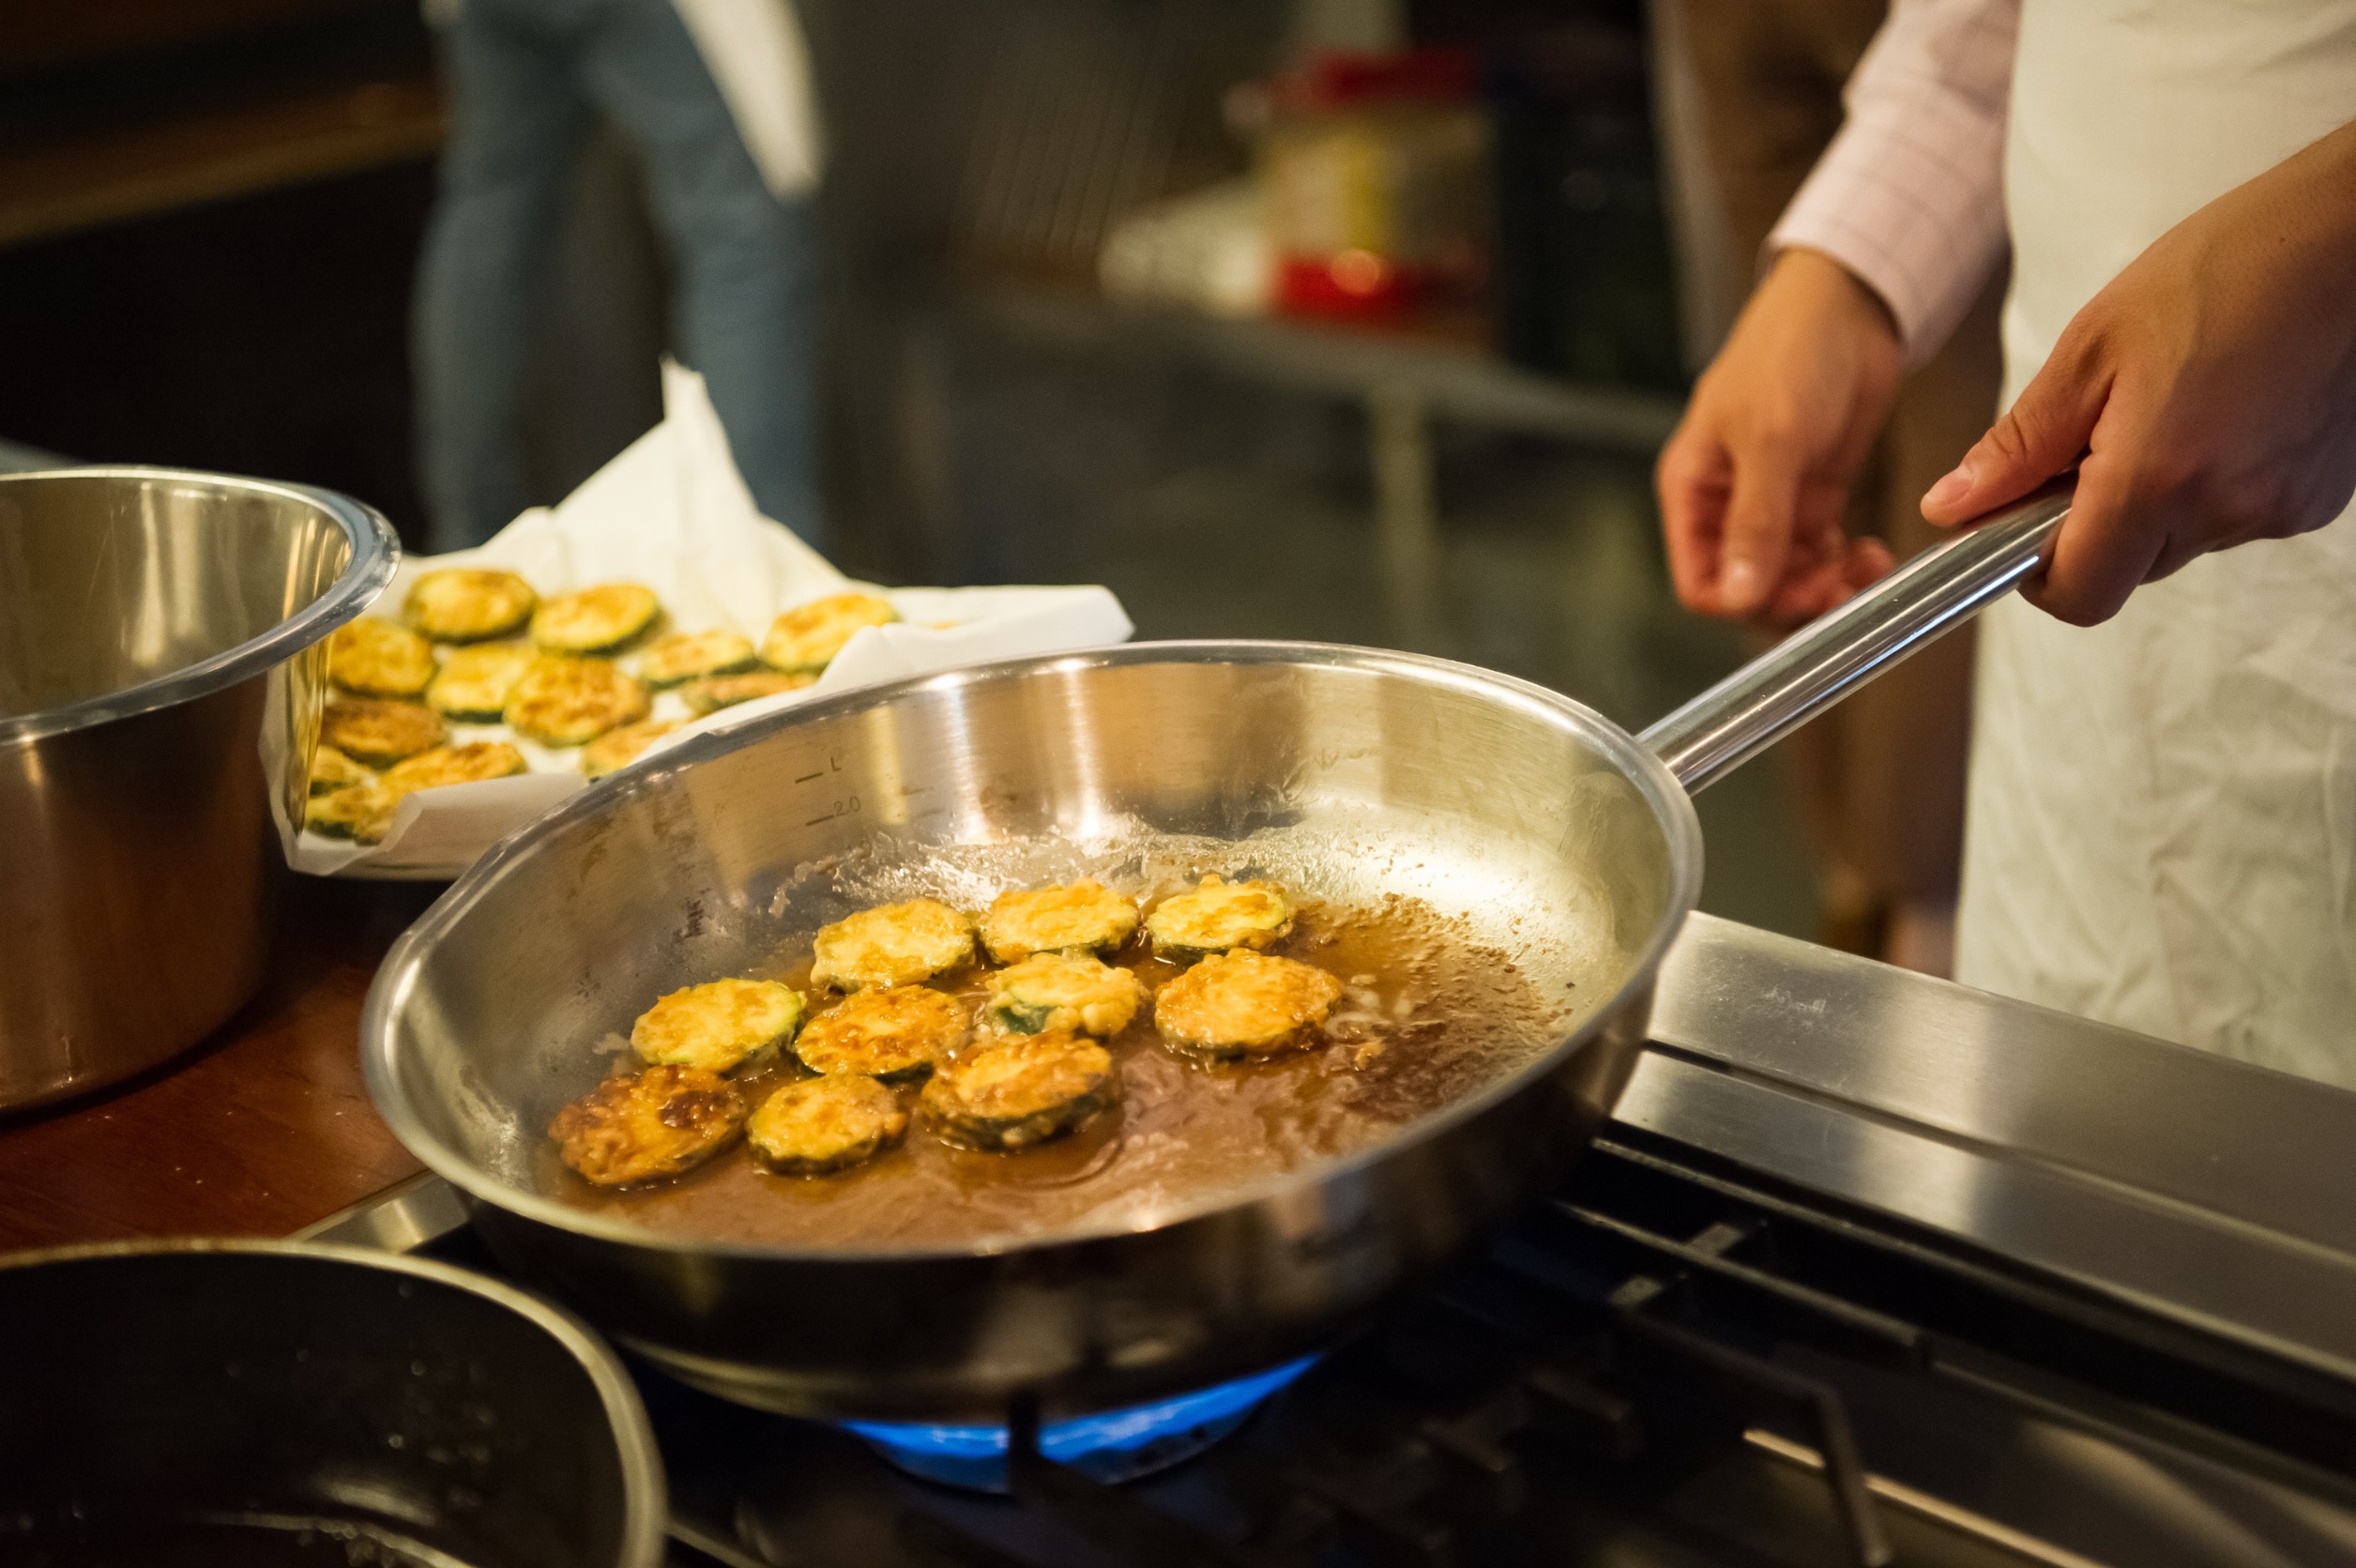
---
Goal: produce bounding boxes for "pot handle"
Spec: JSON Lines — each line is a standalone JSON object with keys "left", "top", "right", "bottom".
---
{"left": 1638, "top": 476, "right": 2075, "bottom": 794}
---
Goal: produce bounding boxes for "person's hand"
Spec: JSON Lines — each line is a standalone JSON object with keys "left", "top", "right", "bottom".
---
{"left": 1657, "top": 247, "right": 1905, "bottom": 626}
{"left": 1921, "top": 121, "right": 2356, "bottom": 625}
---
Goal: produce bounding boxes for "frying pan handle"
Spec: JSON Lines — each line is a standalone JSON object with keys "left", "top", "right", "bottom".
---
{"left": 1638, "top": 476, "right": 2075, "bottom": 794}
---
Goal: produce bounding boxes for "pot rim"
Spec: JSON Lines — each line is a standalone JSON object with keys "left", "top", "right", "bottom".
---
{"left": 0, "top": 466, "right": 400, "bottom": 745}
{"left": 362, "top": 639, "right": 1705, "bottom": 1265}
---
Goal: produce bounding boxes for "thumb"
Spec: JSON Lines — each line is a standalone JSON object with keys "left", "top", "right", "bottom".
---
{"left": 1922, "top": 343, "right": 2109, "bottom": 525}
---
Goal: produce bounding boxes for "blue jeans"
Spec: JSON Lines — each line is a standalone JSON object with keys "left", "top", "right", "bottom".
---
{"left": 413, "top": 0, "right": 824, "bottom": 551}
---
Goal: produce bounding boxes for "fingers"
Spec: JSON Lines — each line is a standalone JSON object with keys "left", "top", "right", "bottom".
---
{"left": 1719, "top": 437, "right": 1809, "bottom": 617}
{"left": 1922, "top": 328, "right": 2113, "bottom": 527}
{"left": 2019, "top": 455, "right": 2168, "bottom": 624}
{"left": 1656, "top": 419, "right": 1732, "bottom": 614}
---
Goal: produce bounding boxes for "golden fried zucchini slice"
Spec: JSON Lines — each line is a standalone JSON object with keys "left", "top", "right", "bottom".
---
{"left": 639, "top": 629, "right": 758, "bottom": 689}
{"left": 1154, "top": 950, "right": 1342, "bottom": 1059}
{"left": 531, "top": 582, "right": 661, "bottom": 654}
{"left": 321, "top": 698, "right": 447, "bottom": 768}
{"left": 678, "top": 669, "right": 816, "bottom": 716}
{"left": 759, "top": 591, "right": 898, "bottom": 673}
{"left": 506, "top": 656, "right": 650, "bottom": 746}
{"left": 631, "top": 978, "right": 807, "bottom": 1073}
{"left": 1145, "top": 875, "right": 1295, "bottom": 959}
{"left": 425, "top": 640, "right": 537, "bottom": 721}
{"left": 794, "top": 985, "right": 967, "bottom": 1081}
{"left": 811, "top": 899, "right": 976, "bottom": 991}
{"left": 582, "top": 718, "right": 681, "bottom": 780}
{"left": 328, "top": 617, "right": 436, "bottom": 698}
{"left": 748, "top": 1074, "right": 908, "bottom": 1175}
{"left": 983, "top": 953, "right": 1143, "bottom": 1039}
{"left": 307, "top": 743, "right": 374, "bottom": 797}
{"left": 551, "top": 1065, "right": 746, "bottom": 1186}
{"left": 404, "top": 568, "right": 536, "bottom": 643}
{"left": 920, "top": 1028, "right": 1117, "bottom": 1150}
{"left": 980, "top": 880, "right": 1139, "bottom": 964}
{"left": 383, "top": 739, "right": 529, "bottom": 799}
{"left": 304, "top": 778, "right": 398, "bottom": 844}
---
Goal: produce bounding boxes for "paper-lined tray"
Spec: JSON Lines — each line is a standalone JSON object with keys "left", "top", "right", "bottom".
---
{"left": 281, "top": 365, "right": 1132, "bottom": 878}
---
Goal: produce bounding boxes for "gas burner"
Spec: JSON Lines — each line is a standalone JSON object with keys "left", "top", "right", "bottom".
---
{"left": 842, "top": 1356, "right": 1320, "bottom": 1489}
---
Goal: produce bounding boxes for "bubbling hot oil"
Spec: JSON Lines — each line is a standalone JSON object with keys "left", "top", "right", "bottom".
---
{"left": 547, "top": 892, "right": 1574, "bottom": 1250}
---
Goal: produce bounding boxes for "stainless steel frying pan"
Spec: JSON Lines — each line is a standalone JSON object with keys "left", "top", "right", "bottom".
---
{"left": 363, "top": 482, "right": 2072, "bottom": 1423}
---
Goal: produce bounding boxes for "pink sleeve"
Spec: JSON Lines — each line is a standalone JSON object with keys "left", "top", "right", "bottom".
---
{"left": 1769, "top": 0, "right": 2019, "bottom": 369}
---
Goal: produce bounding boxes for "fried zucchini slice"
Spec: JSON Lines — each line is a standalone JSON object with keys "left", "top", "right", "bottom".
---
{"left": 811, "top": 899, "right": 976, "bottom": 991}
{"left": 307, "top": 743, "right": 374, "bottom": 797}
{"left": 304, "top": 778, "right": 398, "bottom": 844}
{"left": 582, "top": 718, "right": 682, "bottom": 780}
{"left": 328, "top": 617, "right": 436, "bottom": 698}
{"left": 639, "top": 629, "right": 758, "bottom": 689}
{"left": 404, "top": 568, "right": 536, "bottom": 643}
{"left": 531, "top": 582, "right": 661, "bottom": 654}
{"left": 551, "top": 1065, "right": 746, "bottom": 1186}
{"left": 321, "top": 698, "right": 447, "bottom": 768}
{"left": 794, "top": 984, "right": 968, "bottom": 1081}
{"left": 983, "top": 953, "right": 1143, "bottom": 1039}
{"left": 759, "top": 592, "right": 898, "bottom": 673}
{"left": 383, "top": 739, "right": 529, "bottom": 798}
{"left": 1145, "top": 875, "right": 1296, "bottom": 959}
{"left": 506, "top": 656, "right": 650, "bottom": 746}
{"left": 920, "top": 1028, "right": 1117, "bottom": 1150}
{"left": 631, "top": 979, "right": 807, "bottom": 1073}
{"left": 748, "top": 1074, "right": 909, "bottom": 1175}
{"left": 1154, "top": 950, "right": 1343, "bottom": 1059}
{"left": 678, "top": 669, "right": 817, "bottom": 716}
{"left": 980, "top": 880, "right": 1139, "bottom": 964}
{"left": 420, "top": 640, "right": 534, "bottom": 721}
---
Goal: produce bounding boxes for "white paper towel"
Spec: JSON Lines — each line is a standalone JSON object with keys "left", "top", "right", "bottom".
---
{"left": 287, "top": 363, "right": 1132, "bottom": 878}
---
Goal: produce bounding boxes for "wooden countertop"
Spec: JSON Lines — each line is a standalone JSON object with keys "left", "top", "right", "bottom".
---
{"left": 0, "top": 876, "right": 440, "bottom": 1250}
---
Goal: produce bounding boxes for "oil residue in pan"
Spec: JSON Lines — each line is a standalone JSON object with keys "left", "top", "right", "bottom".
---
{"left": 545, "top": 891, "right": 1573, "bottom": 1251}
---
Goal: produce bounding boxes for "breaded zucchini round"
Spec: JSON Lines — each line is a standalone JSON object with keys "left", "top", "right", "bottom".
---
{"left": 631, "top": 979, "right": 807, "bottom": 1073}
{"left": 383, "top": 740, "right": 529, "bottom": 798}
{"left": 1145, "top": 875, "right": 1295, "bottom": 959}
{"left": 759, "top": 592, "right": 898, "bottom": 673}
{"left": 426, "top": 640, "right": 537, "bottom": 721}
{"left": 983, "top": 953, "right": 1143, "bottom": 1039}
{"left": 638, "top": 629, "right": 757, "bottom": 689}
{"left": 811, "top": 899, "right": 976, "bottom": 991}
{"left": 581, "top": 718, "right": 681, "bottom": 780}
{"left": 405, "top": 568, "right": 536, "bottom": 643}
{"left": 506, "top": 656, "right": 650, "bottom": 746}
{"left": 551, "top": 1065, "right": 746, "bottom": 1186}
{"left": 980, "top": 880, "right": 1140, "bottom": 963}
{"left": 748, "top": 1074, "right": 908, "bottom": 1175}
{"left": 328, "top": 617, "right": 436, "bottom": 698}
{"left": 531, "top": 582, "right": 661, "bottom": 654}
{"left": 304, "top": 778, "right": 398, "bottom": 844}
{"left": 1154, "top": 950, "right": 1343, "bottom": 1059}
{"left": 794, "top": 985, "right": 968, "bottom": 1081}
{"left": 321, "top": 698, "right": 447, "bottom": 768}
{"left": 307, "top": 743, "right": 374, "bottom": 797}
{"left": 921, "top": 1028, "right": 1118, "bottom": 1150}
{"left": 678, "top": 669, "right": 817, "bottom": 716}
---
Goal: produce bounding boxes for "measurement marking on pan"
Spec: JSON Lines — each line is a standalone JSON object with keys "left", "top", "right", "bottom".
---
{"left": 805, "top": 795, "right": 861, "bottom": 827}
{"left": 794, "top": 770, "right": 825, "bottom": 784}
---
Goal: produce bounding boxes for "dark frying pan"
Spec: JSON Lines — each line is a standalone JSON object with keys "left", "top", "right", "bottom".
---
{"left": 362, "top": 483, "right": 2072, "bottom": 1423}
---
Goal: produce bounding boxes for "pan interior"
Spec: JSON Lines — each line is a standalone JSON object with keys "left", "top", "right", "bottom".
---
{"left": 378, "top": 647, "right": 1695, "bottom": 1252}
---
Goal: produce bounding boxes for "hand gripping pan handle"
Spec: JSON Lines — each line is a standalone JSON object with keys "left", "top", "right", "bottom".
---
{"left": 1639, "top": 476, "right": 2075, "bottom": 795}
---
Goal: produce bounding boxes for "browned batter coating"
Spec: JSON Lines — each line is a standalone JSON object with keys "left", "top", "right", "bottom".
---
{"left": 551, "top": 1065, "right": 747, "bottom": 1186}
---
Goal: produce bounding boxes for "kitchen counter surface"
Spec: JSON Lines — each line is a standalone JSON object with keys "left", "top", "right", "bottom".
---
{"left": 0, "top": 876, "right": 439, "bottom": 1250}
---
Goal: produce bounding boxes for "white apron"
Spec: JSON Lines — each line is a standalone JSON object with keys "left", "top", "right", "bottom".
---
{"left": 1955, "top": 0, "right": 2356, "bottom": 1083}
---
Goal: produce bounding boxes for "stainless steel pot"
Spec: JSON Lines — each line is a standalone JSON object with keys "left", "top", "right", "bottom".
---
{"left": 0, "top": 468, "right": 397, "bottom": 1110}
{"left": 0, "top": 1240, "right": 666, "bottom": 1566}
{"left": 363, "top": 481, "right": 2073, "bottom": 1423}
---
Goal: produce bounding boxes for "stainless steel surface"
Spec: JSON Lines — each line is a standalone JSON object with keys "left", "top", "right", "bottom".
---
{"left": 368, "top": 643, "right": 1702, "bottom": 1421}
{"left": 0, "top": 467, "right": 398, "bottom": 1109}
{"left": 296, "top": 1169, "right": 476, "bottom": 1251}
{"left": 0, "top": 1238, "right": 666, "bottom": 1567}
{"left": 1640, "top": 478, "right": 2074, "bottom": 791}
{"left": 1628, "top": 912, "right": 2356, "bottom": 1384}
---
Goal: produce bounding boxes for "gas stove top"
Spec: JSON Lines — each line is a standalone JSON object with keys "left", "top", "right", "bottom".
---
{"left": 322, "top": 917, "right": 2356, "bottom": 1568}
